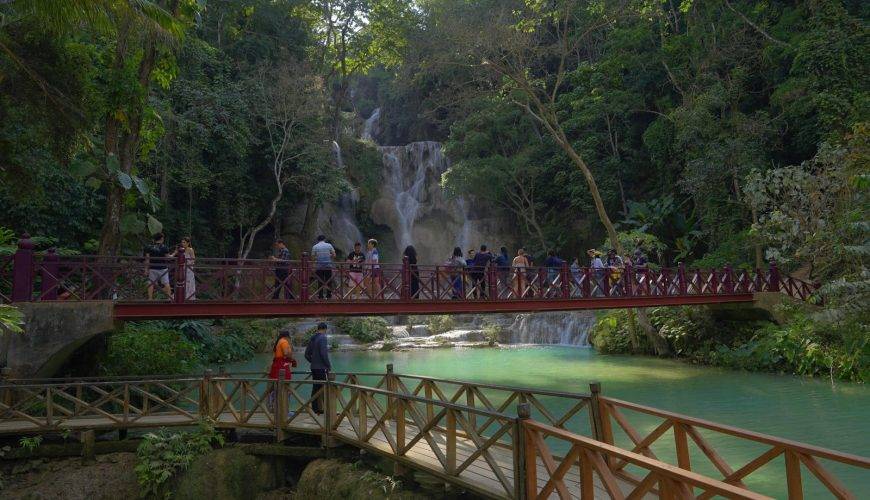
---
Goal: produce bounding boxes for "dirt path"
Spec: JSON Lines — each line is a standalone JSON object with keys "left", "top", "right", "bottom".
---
{"left": 1, "top": 452, "right": 139, "bottom": 500}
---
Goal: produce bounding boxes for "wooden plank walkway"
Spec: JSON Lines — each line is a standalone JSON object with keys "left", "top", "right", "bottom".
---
{"left": 0, "top": 410, "right": 642, "bottom": 499}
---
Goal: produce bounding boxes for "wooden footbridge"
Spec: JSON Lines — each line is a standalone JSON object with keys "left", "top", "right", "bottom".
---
{"left": 1, "top": 368, "right": 866, "bottom": 499}
{"left": 3, "top": 235, "right": 816, "bottom": 319}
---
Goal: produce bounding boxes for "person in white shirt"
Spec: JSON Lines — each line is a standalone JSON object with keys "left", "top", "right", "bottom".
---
{"left": 311, "top": 235, "right": 336, "bottom": 299}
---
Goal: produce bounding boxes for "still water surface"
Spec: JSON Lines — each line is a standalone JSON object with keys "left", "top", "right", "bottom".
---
{"left": 222, "top": 346, "right": 869, "bottom": 498}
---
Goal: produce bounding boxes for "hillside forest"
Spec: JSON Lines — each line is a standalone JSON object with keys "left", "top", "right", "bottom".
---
{"left": 0, "top": 0, "right": 867, "bottom": 380}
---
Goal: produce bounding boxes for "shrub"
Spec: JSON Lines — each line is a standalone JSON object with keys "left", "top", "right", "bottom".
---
{"left": 135, "top": 420, "right": 225, "bottom": 498}
{"left": 590, "top": 311, "right": 634, "bottom": 354}
{"left": 101, "top": 323, "right": 201, "bottom": 376}
{"left": 482, "top": 323, "right": 501, "bottom": 346}
{"left": 426, "top": 315, "right": 455, "bottom": 335}
{"left": 336, "top": 317, "right": 390, "bottom": 343}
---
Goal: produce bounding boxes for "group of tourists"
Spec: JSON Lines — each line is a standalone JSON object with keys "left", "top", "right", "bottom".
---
{"left": 142, "top": 230, "right": 651, "bottom": 301}
{"left": 143, "top": 232, "right": 196, "bottom": 300}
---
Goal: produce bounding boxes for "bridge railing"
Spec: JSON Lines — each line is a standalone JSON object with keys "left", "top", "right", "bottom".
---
{"left": 0, "top": 376, "right": 203, "bottom": 431}
{"left": 4, "top": 237, "right": 819, "bottom": 304}
{"left": 595, "top": 396, "right": 870, "bottom": 500}
{"left": 520, "top": 416, "right": 771, "bottom": 500}
{"left": 329, "top": 378, "right": 523, "bottom": 498}
{"left": 1, "top": 372, "right": 868, "bottom": 499}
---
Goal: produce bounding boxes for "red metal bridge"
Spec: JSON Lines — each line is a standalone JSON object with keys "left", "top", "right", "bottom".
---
{"left": 2, "top": 235, "right": 816, "bottom": 320}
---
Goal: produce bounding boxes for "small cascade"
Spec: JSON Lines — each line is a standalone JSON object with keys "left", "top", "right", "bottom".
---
{"left": 506, "top": 312, "right": 595, "bottom": 346}
{"left": 361, "top": 107, "right": 380, "bottom": 142}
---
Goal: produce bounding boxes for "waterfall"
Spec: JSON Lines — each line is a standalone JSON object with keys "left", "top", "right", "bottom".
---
{"left": 361, "top": 107, "right": 380, "bottom": 142}
{"left": 380, "top": 141, "right": 443, "bottom": 251}
{"left": 506, "top": 312, "right": 595, "bottom": 346}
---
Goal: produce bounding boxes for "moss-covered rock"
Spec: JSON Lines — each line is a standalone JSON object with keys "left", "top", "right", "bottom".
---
{"left": 172, "top": 448, "right": 276, "bottom": 500}
{"left": 295, "top": 459, "right": 431, "bottom": 500}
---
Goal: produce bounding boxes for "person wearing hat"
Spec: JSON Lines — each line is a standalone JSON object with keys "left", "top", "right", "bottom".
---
{"left": 606, "top": 249, "right": 625, "bottom": 295}
{"left": 587, "top": 249, "right": 605, "bottom": 296}
{"left": 304, "top": 322, "right": 332, "bottom": 415}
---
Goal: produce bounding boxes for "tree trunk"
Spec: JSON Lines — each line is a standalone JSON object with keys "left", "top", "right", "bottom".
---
{"left": 97, "top": 28, "right": 158, "bottom": 254}
{"left": 301, "top": 195, "right": 319, "bottom": 244}
{"left": 635, "top": 307, "right": 670, "bottom": 356}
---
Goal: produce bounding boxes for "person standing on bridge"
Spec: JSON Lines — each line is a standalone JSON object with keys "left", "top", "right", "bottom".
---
{"left": 511, "top": 248, "right": 529, "bottom": 298}
{"left": 267, "top": 330, "right": 296, "bottom": 412}
{"left": 305, "top": 322, "right": 332, "bottom": 415}
{"left": 179, "top": 236, "right": 196, "bottom": 300}
{"left": 312, "top": 235, "right": 336, "bottom": 299}
{"left": 145, "top": 233, "right": 173, "bottom": 300}
{"left": 270, "top": 240, "right": 293, "bottom": 300}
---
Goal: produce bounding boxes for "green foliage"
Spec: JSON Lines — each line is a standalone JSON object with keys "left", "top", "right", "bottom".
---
{"left": 0, "top": 305, "right": 24, "bottom": 334}
{"left": 482, "top": 323, "right": 502, "bottom": 347}
{"left": 590, "top": 311, "right": 637, "bottom": 354}
{"left": 18, "top": 435, "right": 43, "bottom": 453}
{"left": 101, "top": 323, "right": 201, "bottom": 376}
{"left": 134, "top": 419, "right": 225, "bottom": 499}
{"left": 591, "top": 306, "right": 867, "bottom": 382}
{"left": 426, "top": 315, "right": 455, "bottom": 335}
{"left": 336, "top": 317, "right": 390, "bottom": 343}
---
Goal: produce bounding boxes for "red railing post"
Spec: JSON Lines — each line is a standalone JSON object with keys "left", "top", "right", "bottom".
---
{"left": 769, "top": 259, "right": 780, "bottom": 292}
{"left": 624, "top": 263, "right": 633, "bottom": 297}
{"left": 12, "top": 233, "right": 34, "bottom": 302}
{"left": 174, "top": 250, "right": 186, "bottom": 304}
{"left": 300, "top": 253, "right": 310, "bottom": 302}
{"left": 723, "top": 264, "right": 734, "bottom": 294}
{"left": 677, "top": 262, "right": 687, "bottom": 295}
{"left": 537, "top": 267, "right": 546, "bottom": 298}
{"left": 710, "top": 267, "right": 719, "bottom": 295}
{"left": 487, "top": 263, "right": 497, "bottom": 300}
{"left": 582, "top": 267, "right": 591, "bottom": 298}
{"left": 401, "top": 256, "right": 410, "bottom": 301}
{"left": 560, "top": 262, "right": 570, "bottom": 298}
{"left": 39, "top": 248, "right": 59, "bottom": 301}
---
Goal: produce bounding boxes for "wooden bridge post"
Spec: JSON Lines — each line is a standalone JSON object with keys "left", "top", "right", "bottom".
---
{"left": 588, "top": 382, "right": 604, "bottom": 442}
{"left": 677, "top": 262, "right": 687, "bottom": 295}
{"left": 11, "top": 233, "right": 34, "bottom": 302}
{"left": 516, "top": 402, "right": 532, "bottom": 500}
{"left": 385, "top": 364, "right": 395, "bottom": 420}
{"left": 200, "top": 369, "right": 213, "bottom": 419}
{"left": 300, "top": 253, "right": 310, "bottom": 302}
{"left": 323, "top": 372, "right": 336, "bottom": 448}
{"left": 276, "top": 369, "right": 288, "bottom": 442}
{"left": 446, "top": 407, "right": 456, "bottom": 475}
{"left": 39, "top": 248, "right": 59, "bottom": 300}
{"left": 174, "top": 250, "right": 186, "bottom": 304}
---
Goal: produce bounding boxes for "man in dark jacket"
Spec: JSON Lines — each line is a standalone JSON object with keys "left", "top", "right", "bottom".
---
{"left": 304, "top": 322, "right": 332, "bottom": 414}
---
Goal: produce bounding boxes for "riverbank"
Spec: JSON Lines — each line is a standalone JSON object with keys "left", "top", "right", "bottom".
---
{"left": 590, "top": 305, "right": 868, "bottom": 383}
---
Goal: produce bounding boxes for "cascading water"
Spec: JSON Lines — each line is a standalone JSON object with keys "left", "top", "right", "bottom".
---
{"left": 506, "top": 312, "right": 595, "bottom": 346}
{"left": 379, "top": 141, "right": 451, "bottom": 252}
{"left": 361, "top": 107, "right": 380, "bottom": 142}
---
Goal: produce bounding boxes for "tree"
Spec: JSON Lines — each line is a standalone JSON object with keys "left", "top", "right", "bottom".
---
{"left": 443, "top": 0, "right": 671, "bottom": 354}
{"left": 237, "top": 60, "right": 338, "bottom": 259}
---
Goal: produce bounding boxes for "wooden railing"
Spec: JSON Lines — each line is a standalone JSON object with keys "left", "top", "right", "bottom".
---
{"left": 4, "top": 234, "right": 816, "bottom": 306}
{"left": 521, "top": 417, "right": 771, "bottom": 500}
{"left": 594, "top": 397, "right": 869, "bottom": 500}
{"left": 1, "top": 371, "right": 866, "bottom": 499}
